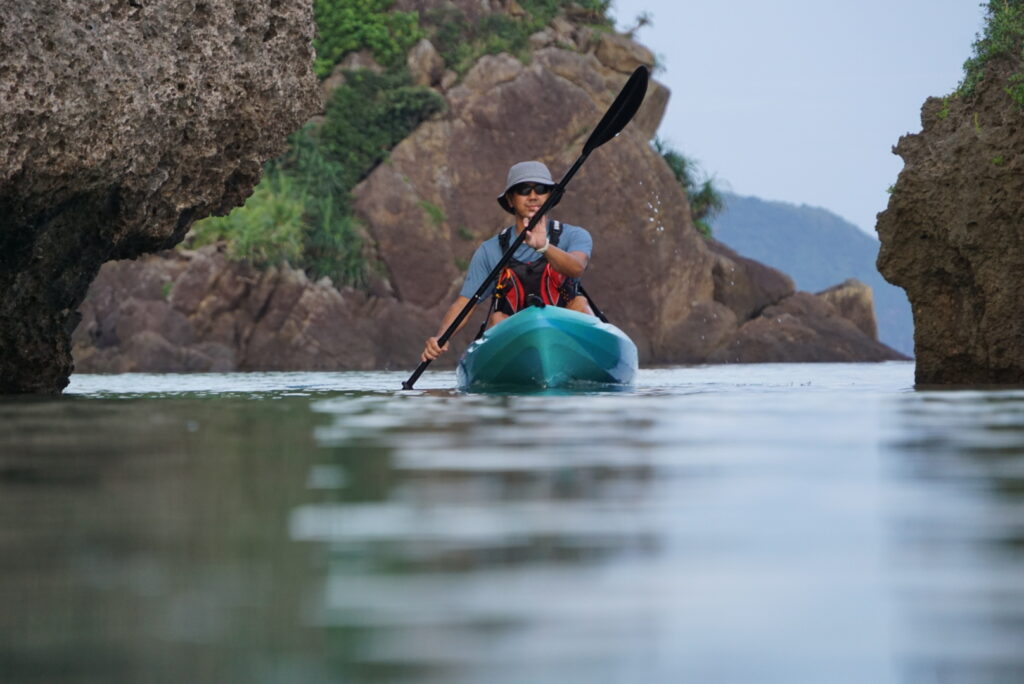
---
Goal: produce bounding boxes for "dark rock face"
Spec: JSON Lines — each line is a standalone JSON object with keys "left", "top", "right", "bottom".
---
{"left": 817, "top": 279, "right": 878, "bottom": 341}
{"left": 0, "top": 0, "right": 320, "bottom": 393}
{"left": 73, "top": 244, "right": 905, "bottom": 373}
{"left": 72, "top": 246, "right": 468, "bottom": 373}
{"left": 877, "top": 58, "right": 1024, "bottom": 384}
{"left": 707, "top": 292, "right": 905, "bottom": 364}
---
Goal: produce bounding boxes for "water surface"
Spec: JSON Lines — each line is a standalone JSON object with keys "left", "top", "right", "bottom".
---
{"left": 3, "top": 362, "right": 1024, "bottom": 683}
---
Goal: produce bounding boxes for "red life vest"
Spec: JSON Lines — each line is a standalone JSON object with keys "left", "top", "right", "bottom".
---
{"left": 493, "top": 221, "right": 579, "bottom": 315}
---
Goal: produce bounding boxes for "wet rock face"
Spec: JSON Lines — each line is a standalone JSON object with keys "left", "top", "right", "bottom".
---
{"left": 0, "top": 0, "right": 320, "bottom": 393}
{"left": 877, "top": 58, "right": 1024, "bottom": 384}
{"left": 71, "top": 246, "right": 436, "bottom": 373}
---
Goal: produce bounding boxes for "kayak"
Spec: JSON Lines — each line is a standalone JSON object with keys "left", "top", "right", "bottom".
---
{"left": 456, "top": 305, "right": 638, "bottom": 391}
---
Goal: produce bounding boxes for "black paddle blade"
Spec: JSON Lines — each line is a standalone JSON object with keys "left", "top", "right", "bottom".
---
{"left": 582, "top": 65, "right": 649, "bottom": 155}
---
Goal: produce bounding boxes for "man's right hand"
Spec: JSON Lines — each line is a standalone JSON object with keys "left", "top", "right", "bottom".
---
{"left": 421, "top": 336, "right": 448, "bottom": 362}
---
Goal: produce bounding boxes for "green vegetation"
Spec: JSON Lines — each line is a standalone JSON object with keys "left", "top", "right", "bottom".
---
{"left": 653, "top": 138, "right": 724, "bottom": 238}
{"left": 191, "top": 170, "right": 307, "bottom": 266}
{"left": 1007, "top": 71, "right": 1024, "bottom": 107}
{"left": 320, "top": 70, "right": 445, "bottom": 190}
{"left": 312, "top": 0, "right": 422, "bottom": 77}
{"left": 188, "top": 0, "right": 620, "bottom": 289}
{"left": 957, "top": 0, "right": 1024, "bottom": 106}
{"left": 420, "top": 201, "right": 445, "bottom": 228}
{"left": 189, "top": 70, "right": 443, "bottom": 287}
{"left": 423, "top": 0, "right": 612, "bottom": 74}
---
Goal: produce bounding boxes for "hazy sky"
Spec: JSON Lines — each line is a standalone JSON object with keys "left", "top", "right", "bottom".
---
{"left": 610, "top": 1, "right": 986, "bottom": 236}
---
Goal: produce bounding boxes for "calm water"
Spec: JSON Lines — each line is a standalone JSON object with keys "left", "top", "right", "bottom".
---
{"left": 2, "top": 362, "right": 1024, "bottom": 683}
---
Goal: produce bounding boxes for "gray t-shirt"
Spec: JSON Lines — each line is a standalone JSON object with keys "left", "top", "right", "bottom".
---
{"left": 459, "top": 221, "right": 593, "bottom": 299}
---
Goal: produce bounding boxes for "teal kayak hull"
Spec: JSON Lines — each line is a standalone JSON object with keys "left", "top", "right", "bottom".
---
{"left": 456, "top": 306, "right": 638, "bottom": 391}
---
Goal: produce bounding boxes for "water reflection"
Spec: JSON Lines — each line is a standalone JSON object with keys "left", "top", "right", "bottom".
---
{"left": 1, "top": 365, "right": 1024, "bottom": 683}
{"left": 886, "top": 391, "right": 1024, "bottom": 684}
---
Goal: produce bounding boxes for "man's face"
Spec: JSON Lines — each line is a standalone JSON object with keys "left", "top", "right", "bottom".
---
{"left": 507, "top": 183, "right": 552, "bottom": 219}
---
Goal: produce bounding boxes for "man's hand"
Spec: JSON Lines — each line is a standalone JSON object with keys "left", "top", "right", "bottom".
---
{"left": 421, "top": 336, "right": 449, "bottom": 362}
{"left": 521, "top": 212, "right": 548, "bottom": 250}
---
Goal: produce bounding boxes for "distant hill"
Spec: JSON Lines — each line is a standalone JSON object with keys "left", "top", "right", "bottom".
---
{"left": 709, "top": 193, "right": 914, "bottom": 356}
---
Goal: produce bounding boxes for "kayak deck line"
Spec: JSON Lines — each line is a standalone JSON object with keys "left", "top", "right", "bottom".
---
{"left": 456, "top": 306, "right": 639, "bottom": 392}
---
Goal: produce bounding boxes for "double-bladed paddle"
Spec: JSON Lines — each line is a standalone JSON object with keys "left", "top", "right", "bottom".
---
{"left": 402, "top": 65, "right": 650, "bottom": 390}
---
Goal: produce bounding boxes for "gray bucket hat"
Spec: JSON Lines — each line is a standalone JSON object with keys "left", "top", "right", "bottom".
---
{"left": 497, "top": 161, "right": 555, "bottom": 214}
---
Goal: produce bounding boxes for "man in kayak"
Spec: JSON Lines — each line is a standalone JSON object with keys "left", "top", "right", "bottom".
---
{"left": 420, "top": 160, "right": 595, "bottom": 362}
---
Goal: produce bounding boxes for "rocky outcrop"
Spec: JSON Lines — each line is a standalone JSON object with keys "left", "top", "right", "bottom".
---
{"left": 0, "top": 0, "right": 320, "bottom": 393}
{"left": 707, "top": 292, "right": 905, "bottom": 364}
{"left": 72, "top": 246, "right": 450, "bottom": 373}
{"left": 877, "top": 56, "right": 1024, "bottom": 384}
{"left": 816, "top": 279, "right": 877, "bottom": 340}
{"left": 73, "top": 244, "right": 904, "bottom": 373}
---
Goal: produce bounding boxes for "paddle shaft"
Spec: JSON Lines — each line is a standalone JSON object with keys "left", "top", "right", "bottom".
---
{"left": 402, "top": 154, "right": 588, "bottom": 390}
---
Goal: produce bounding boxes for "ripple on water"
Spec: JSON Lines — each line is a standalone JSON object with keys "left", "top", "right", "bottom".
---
{"left": 4, "top": 362, "right": 1024, "bottom": 683}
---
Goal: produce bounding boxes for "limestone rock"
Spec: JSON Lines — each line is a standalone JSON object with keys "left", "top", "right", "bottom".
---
{"left": 708, "top": 292, "right": 906, "bottom": 364}
{"left": 529, "top": 29, "right": 556, "bottom": 50}
{"left": 407, "top": 38, "right": 446, "bottom": 87}
{"left": 877, "top": 57, "right": 1024, "bottom": 384}
{"left": 72, "top": 246, "right": 460, "bottom": 373}
{"left": 0, "top": 0, "right": 320, "bottom": 393}
{"left": 706, "top": 240, "right": 795, "bottom": 323}
{"left": 594, "top": 32, "right": 655, "bottom": 73}
{"left": 816, "top": 279, "right": 878, "bottom": 340}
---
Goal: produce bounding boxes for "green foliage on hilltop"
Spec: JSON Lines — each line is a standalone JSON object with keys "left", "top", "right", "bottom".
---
{"left": 423, "top": 0, "right": 613, "bottom": 74}
{"left": 312, "top": 0, "right": 423, "bottom": 77}
{"left": 958, "top": 0, "right": 1024, "bottom": 106}
{"left": 653, "top": 138, "right": 724, "bottom": 238}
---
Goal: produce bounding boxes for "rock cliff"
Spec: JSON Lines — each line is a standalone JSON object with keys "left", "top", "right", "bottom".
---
{"left": 877, "top": 55, "right": 1024, "bottom": 384}
{"left": 67, "top": 2, "right": 903, "bottom": 376}
{"left": 0, "top": 0, "right": 320, "bottom": 393}
{"left": 72, "top": 245, "right": 431, "bottom": 372}
{"left": 71, "top": 246, "right": 904, "bottom": 374}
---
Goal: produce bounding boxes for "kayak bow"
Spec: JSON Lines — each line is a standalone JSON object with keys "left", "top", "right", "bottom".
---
{"left": 456, "top": 306, "right": 638, "bottom": 391}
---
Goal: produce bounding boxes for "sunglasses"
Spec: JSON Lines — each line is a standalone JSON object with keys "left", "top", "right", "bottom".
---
{"left": 511, "top": 183, "right": 553, "bottom": 196}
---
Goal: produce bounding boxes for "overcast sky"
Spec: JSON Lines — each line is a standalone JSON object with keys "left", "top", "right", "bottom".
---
{"left": 610, "top": 1, "right": 985, "bottom": 236}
